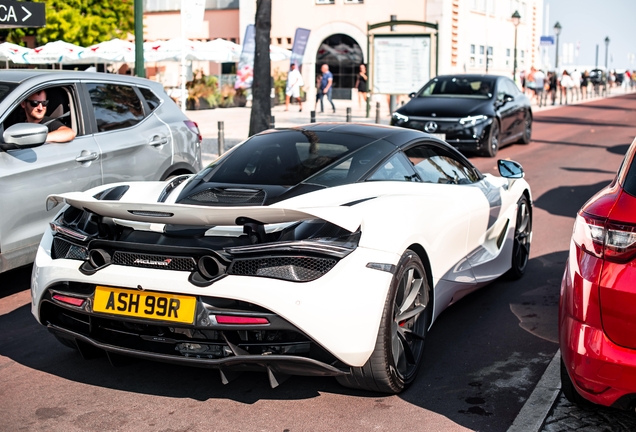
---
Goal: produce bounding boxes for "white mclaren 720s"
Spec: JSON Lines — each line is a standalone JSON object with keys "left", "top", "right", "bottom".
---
{"left": 32, "top": 123, "right": 532, "bottom": 394}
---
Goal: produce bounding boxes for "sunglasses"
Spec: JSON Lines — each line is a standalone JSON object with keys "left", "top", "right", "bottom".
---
{"left": 26, "top": 99, "right": 49, "bottom": 108}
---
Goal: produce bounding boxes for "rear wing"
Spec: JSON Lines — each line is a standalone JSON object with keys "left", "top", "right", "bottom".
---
{"left": 46, "top": 192, "right": 361, "bottom": 233}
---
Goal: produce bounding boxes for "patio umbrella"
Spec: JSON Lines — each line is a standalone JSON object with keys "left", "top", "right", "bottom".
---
{"left": 22, "top": 40, "right": 84, "bottom": 65}
{"left": 195, "top": 38, "right": 241, "bottom": 62}
{"left": 144, "top": 38, "right": 205, "bottom": 62}
{"left": 0, "top": 42, "right": 33, "bottom": 67}
{"left": 269, "top": 45, "right": 292, "bottom": 62}
{"left": 75, "top": 39, "right": 135, "bottom": 63}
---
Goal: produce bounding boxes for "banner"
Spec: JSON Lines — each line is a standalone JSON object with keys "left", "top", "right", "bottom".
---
{"left": 181, "top": 0, "right": 205, "bottom": 35}
{"left": 235, "top": 24, "right": 255, "bottom": 89}
{"left": 290, "top": 28, "right": 311, "bottom": 70}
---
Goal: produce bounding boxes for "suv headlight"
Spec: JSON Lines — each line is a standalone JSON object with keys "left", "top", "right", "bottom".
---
{"left": 392, "top": 112, "right": 409, "bottom": 123}
{"left": 459, "top": 115, "right": 488, "bottom": 126}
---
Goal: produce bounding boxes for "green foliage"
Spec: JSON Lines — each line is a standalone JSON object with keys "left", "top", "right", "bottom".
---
{"left": 273, "top": 68, "right": 287, "bottom": 103}
{"left": 6, "top": 0, "right": 134, "bottom": 47}
{"left": 187, "top": 71, "right": 220, "bottom": 109}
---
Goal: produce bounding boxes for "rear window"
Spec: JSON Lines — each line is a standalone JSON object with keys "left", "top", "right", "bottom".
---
{"left": 139, "top": 87, "right": 162, "bottom": 112}
{"left": 200, "top": 130, "right": 385, "bottom": 186}
{"left": 87, "top": 83, "right": 144, "bottom": 132}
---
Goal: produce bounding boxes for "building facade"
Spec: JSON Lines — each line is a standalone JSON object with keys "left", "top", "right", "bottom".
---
{"left": 143, "top": 0, "right": 543, "bottom": 97}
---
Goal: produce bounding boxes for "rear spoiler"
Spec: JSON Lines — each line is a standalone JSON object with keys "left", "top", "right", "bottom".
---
{"left": 46, "top": 192, "right": 361, "bottom": 233}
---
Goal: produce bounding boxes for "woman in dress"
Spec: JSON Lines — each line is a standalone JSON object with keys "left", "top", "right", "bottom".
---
{"left": 355, "top": 64, "right": 368, "bottom": 108}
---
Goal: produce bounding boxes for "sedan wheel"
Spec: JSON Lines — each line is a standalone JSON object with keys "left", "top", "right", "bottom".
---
{"left": 519, "top": 112, "right": 532, "bottom": 144}
{"left": 507, "top": 195, "right": 532, "bottom": 279}
{"left": 483, "top": 120, "right": 500, "bottom": 157}
{"left": 337, "top": 250, "right": 431, "bottom": 393}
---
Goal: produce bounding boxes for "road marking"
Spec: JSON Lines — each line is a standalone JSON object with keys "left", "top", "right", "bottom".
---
{"left": 508, "top": 349, "right": 561, "bottom": 432}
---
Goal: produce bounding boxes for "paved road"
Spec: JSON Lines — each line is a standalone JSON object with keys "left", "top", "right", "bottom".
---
{"left": 1, "top": 93, "right": 636, "bottom": 431}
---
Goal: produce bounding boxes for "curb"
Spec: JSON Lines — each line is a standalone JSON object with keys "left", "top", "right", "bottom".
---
{"left": 507, "top": 349, "right": 561, "bottom": 432}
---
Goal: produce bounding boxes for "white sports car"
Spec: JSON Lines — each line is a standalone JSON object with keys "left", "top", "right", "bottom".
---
{"left": 31, "top": 123, "right": 532, "bottom": 393}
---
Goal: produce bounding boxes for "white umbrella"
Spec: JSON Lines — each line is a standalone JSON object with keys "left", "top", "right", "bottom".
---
{"left": 195, "top": 38, "right": 241, "bottom": 62}
{"left": 75, "top": 39, "right": 135, "bottom": 63}
{"left": 22, "top": 40, "right": 84, "bottom": 64}
{"left": 0, "top": 42, "right": 33, "bottom": 66}
{"left": 269, "top": 45, "right": 292, "bottom": 62}
{"left": 144, "top": 38, "right": 205, "bottom": 62}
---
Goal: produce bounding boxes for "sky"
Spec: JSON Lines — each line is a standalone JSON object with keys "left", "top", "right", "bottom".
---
{"left": 543, "top": 0, "right": 636, "bottom": 71}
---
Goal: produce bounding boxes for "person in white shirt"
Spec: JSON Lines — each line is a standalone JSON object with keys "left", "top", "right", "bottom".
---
{"left": 534, "top": 69, "right": 545, "bottom": 107}
{"left": 560, "top": 70, "right": 575, "bottom": 104}
{"left": 285, "top": 63, "right": 304, "bottom": 112}
{"left": 570, "top": 69, "right": 582, "bottom": 101}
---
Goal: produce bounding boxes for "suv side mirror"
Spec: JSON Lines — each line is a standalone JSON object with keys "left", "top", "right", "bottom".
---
{"left": 498, "top": 159, "right": 524, "bottom": 179}
{"left": 2, "top": 123, "right": 48, "bottom": 150}
{"left": 409, "top": 92, "right": 416, "bottom": 98}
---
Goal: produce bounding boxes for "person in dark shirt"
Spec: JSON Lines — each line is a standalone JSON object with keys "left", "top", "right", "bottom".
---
{"left": 318, "top": 64, "right": 336, "bottom": 114}
{"left": 20, "top": 90, "right": 76, "bottom": 143}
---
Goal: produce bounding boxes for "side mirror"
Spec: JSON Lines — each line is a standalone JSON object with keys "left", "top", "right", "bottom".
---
{"left": 498, "top": 159, "right": 524, "bottom": 179}
{"left": 2, "top": 123, "right": 48, "bottom": 149}
{"left": 409, "top": 92, "right": 416, "bottom": 98}
{"left": 504, "top": 94, "right": 515, "bottom": 102}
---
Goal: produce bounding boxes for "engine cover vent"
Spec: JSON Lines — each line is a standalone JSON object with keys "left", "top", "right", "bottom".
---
{"left": 186, "top": 188, "right": 266, "bottom": 206}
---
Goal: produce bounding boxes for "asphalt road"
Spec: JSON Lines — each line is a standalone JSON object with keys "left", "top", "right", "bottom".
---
{"left": 2, "top": 93, "right": 636, "bottom": 432}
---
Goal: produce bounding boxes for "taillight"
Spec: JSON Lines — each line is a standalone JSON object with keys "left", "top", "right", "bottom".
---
{"left": 184, "top": 120, "right": 202, "bottom": 142}
{"left": 215, "top": 315, "right": 269, "bottom": 325}
{"left": 52, "top": 294, "right": 85, "bottom": 307}
{"left": 572, "top": 213, "right": 604, "bottom": 258}
{"left": 573, "top": 213, "right": 636, "bottom": 263}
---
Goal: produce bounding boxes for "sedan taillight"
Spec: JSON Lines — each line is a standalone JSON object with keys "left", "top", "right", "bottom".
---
{"left": 573, "top": 212, "right": 636, "bottom": 263}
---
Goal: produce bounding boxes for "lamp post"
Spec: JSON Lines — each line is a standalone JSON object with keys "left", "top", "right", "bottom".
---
{"left": 604, "top": 36, "right": 610, "bottom": 70}
{"left": 511, "top": 10, "right": 520, "bottom": 82}
{"left": 554, "top": 21, "right": 562, "bottom": 70}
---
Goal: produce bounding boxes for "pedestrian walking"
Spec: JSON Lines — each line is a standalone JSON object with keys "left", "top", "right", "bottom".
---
{"left": 355, "top": 64, "right": 368, "bottom": 108}
{"left": 548, "top": 71, "right": 558, "bottom": 105}
{"left": 534, "top": 68, "right": 545, "bottom": 107}
{"left": 526, "top": 67, "right": 536, "bottom": 102}
{"left": 581, "top": 70, "right": 590, "bottom": 99}
{"left": 317, "top": 64, "right": 336, "bottom": 114}
{"left": 560, "top": 70, "right": 574, "bottom": 104}
{"left": 284, "top": 63, "right": 304, "bottom": 112}
{"left": 570, "top": 69, "right": 581, "bottom": 101}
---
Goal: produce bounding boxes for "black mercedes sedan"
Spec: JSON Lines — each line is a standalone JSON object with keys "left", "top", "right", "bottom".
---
{"left": 390, "top": 74, "right": 532, "bottom": 157}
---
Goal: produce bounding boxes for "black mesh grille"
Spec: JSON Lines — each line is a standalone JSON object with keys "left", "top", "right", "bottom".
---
{"left": 52, "top": 237, "right": 88, "bottom": 260}
{"left": 112, "top": 251, "right": 196, "bottom": 271}
{"left": 187, "top": 188, "right": 266, "bottom": 205}
{"left": 228, "top": 256, "right": 337, "bottom": 282}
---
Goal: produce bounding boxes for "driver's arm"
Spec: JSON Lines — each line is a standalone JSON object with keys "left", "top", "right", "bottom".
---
{"left": 46, "top": 125, "right": 76, "bottom": 143}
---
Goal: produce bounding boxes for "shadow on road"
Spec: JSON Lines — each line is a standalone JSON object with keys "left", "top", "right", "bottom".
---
{"left": 0, "top": 251, "right": 566, "bottom": 431}
{"left": 0, "top": 265, "right": 32, "bottom": 300}
{"left": 607, "top": 143, "right": 631, "bottom": 155}
{"left": 534, "top": 181, "right": 611, "bottom": 218}
{"left": 560, "top": 167, "right": 616, "bottom": 175}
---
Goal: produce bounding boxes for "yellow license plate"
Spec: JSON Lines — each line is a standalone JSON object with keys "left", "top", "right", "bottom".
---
{"left": 93, "top": 286, "right": 196, "bottom": 324}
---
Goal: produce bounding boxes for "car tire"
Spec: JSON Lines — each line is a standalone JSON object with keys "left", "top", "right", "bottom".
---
{"left": 482, "top": 120, "right": 500, "bottom": 157}
{"left": 506, "top": 194, "right": 532, "bottom": 280}
{"left": 560, "top": 356, "right": 593, "bottom": 407}
{"left": 336, "top": 250, "right": 431, "bottom": 393}
{"left": 518, "top": 111, "right": 532, "bottom": 144}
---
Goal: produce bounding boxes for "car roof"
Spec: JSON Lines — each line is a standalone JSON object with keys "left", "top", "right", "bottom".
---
{"left": 0, "top": 69, "right": 159, "bottom": 87}
{"left": 434, "top": 74, "right": 506, "bottom": 80}
{"left": 276, "top": 122, "right": 430, "bottom": 146}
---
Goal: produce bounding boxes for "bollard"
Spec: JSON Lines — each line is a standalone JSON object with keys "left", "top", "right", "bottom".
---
{"left": 217, "top": 121, "right": 225, "bottom": 156}
{"left": 375, "top": 102, "right": 381, "bottom": 124}
{"left": 310, "top": 110, "right": 316, "bottom": 123}
{"left": 270, "top": 115, "right": 275, "bottom": 129}
{"left": 346, "top": 107, "right": 351, "bottom": 122}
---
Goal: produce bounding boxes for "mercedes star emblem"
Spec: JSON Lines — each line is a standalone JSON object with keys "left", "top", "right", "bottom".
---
{"left": 424, "top": 121, "right": 438, "bottom": 133}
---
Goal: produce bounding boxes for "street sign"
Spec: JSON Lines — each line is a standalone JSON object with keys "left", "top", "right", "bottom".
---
{"left": 0, "top": 0, "right": 45, "bottom": 28}
{"left": 373, "top": 35, "right": 430, "bottom": 95}
{"left": 540, "top": 36, "right": 555, "bottom": 46}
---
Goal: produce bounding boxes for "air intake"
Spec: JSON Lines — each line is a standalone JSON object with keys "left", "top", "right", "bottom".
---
{"left": 186, "top": 188, "right": 266, "bottom": 206}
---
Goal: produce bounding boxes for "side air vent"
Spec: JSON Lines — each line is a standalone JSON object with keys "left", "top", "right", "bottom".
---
{"left": 52, "top": 238, "right": 88, "bottom": 260}
{"left": 228, "top": 256, "right": 337, "bottom": 282}
{"left": 186, "top": 188, "right": 266, "bottom": 206}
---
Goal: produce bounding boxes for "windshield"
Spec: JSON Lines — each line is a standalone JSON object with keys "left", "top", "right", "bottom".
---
{"left": 0, "top": 83, "right": 17, "bottom": 105}
{"left": 200, "top": 130, "right": 382, "bottom": 186}
{"left": 417, "top": 76, "right": 495, "bottom": 99}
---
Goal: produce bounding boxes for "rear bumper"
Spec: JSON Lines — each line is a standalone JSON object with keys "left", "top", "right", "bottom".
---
{"left": 49, "top": 324, "right": 347, "bottom": 378}
{"left": 560, "top": 314, "right": 636, "bottom": 408}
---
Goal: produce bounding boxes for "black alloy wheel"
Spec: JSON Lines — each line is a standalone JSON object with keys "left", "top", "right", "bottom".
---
{"left": 483, "top": 120, "right": 500, "bottom": 157}
{"left": 507, "top": 195, "right": 532, "bottom": 279}
{"left": 337, "top": 250, "right": 431, "bottom": 393}
{"left": 519, "top": 111, "right": 532, "bottom": 144}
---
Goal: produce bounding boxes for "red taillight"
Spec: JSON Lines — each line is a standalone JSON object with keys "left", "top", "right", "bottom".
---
{"left": 184, "top": 120, "right": 202, "bottom": 142}
{"left": 52, "top": 294, "right": 85, "bottom": 307}
{"left": 215, "top": 315, "right": 269, "bottom": 325}
{"left": 573, "top": 213, "right": 636, "bottom": 263}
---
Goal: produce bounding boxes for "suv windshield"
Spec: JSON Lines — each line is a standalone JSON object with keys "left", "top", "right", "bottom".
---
{"left": 0, "top": 83, "right": 17, "bottom": 105}
{"left": 417, "top": 76, "right": 495, "bottom": 99}
{"left": 200, "top": 130, "right": 381, "bottom": 186}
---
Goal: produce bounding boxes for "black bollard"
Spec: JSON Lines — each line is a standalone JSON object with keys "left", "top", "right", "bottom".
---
{"left": 375, "top": 102, "right": 381, "bottom": 124}
{"left": 217, "top": 121, "right": 225, "bottom": 156}
{"left": 310, "top": 110, "right": 316, "bottom": 123}
{"left": 269, "top": 115, "right": 275, "bottom": 129}
{"left": 346, "top": 107, "right": 351, "bottom": 122}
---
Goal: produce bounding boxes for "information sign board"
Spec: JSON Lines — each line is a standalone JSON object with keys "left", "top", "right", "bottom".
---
{"left": 373, "top": 35, "right": 430, "bottom": 95}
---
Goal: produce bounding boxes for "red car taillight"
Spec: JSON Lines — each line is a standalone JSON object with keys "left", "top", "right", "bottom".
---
{"left": 184, "top": 120, "right": 202, "bottom": 142}
{"left": 573, "top": 213, "right": 636, "bottom": 263}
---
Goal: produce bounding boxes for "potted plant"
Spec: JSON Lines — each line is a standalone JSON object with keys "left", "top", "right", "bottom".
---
{"left": 186, "top": 70, "right": 219, "bottom": 110}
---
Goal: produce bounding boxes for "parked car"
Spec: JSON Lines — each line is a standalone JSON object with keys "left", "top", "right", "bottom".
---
{"left": 560, "top": 136, "right": 636, "bottom": 409}
{"left": 390, "top": 74, "right": 532, "bottom": 157}
{"left": 0, "top": 70, "right": 202, "bottom": 274}
{"left": 33, "top": 123, "right": 532, "bottom": 393}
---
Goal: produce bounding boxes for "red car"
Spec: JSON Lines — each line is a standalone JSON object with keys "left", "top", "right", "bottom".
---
{"left": 560, "top": 139, "right": 636, "bottom": 409}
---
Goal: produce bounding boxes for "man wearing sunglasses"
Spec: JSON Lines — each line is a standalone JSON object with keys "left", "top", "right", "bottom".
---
{"left": 20, "top": 90, "right": 76, "bottom": 143}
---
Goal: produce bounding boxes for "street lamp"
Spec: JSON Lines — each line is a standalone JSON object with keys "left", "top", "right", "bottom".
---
{"left": 605, "top": 36, "right": 610, "bottom": 70}
{"left": 511, "top": 10, "right": 521, "bottom": 81}
{"left": 554, "top": 21, "right": 562, "bottom": 70}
